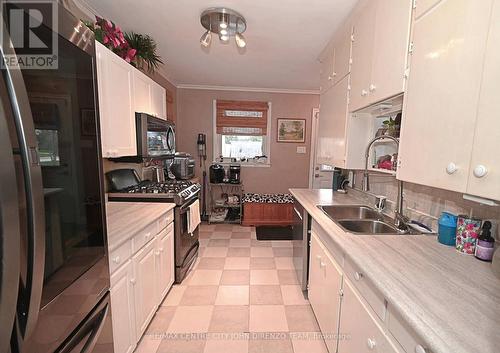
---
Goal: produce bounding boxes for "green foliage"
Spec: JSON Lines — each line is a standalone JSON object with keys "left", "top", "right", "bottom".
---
{"left": 124, "top": 32, "right": 164, "bottom": 73}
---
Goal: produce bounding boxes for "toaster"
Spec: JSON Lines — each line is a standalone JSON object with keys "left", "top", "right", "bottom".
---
{"left": 170, "top": 153, "right": 195, "bottom": 180}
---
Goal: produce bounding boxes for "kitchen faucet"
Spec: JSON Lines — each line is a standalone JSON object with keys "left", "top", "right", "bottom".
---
{"left": 362, "top": 135, "right": 409, "bottom": 231}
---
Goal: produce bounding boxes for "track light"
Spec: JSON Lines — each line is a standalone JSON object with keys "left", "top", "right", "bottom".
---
{"left": 235, "top": 33, "right": 246, "bottom": 48}
{"left": 200, "top": 30, "right": 212, "bottom": 47}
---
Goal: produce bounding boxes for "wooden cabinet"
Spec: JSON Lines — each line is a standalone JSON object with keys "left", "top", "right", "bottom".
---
{"left": 110, "top": 260, "right": 136, "bottom": 353}
{"left": 317, "top": 76, "right": 350, "bottom": 168}
{"left": 156, "top": 224, "right": 175, "bottom": 301}
{"left": 466, "top": 0, "right": 500, "bottom": 201}
{"left": 309, "top": 232, "right": 343, "bottom": 353}
{"left": 350, "top": 0, "right": 412, "bottom": 112}
{"left": 95, "top": 42, "right": 136, "bottom": 158}
{"left": 398, "top": 0, "right": 493, "bottom": 193}
{"left": 338, "top": 279, "right": 401, "bottom": 353}
{"left": 132, "top": 238, "right": 158, "bottom": 339}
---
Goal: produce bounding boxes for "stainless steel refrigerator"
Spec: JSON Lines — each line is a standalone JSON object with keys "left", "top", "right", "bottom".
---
{"left": 0, "top": 2, "right": 113, "bottom": 353}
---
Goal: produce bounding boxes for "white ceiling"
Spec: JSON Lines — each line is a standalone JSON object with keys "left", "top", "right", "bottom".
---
{"left": 83, "top": 0, "right": 358, "bottom": 91}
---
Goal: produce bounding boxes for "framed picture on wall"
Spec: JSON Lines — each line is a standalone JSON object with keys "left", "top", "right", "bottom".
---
{"left": 277, "top": 118, "right": 306, "bottom": 143}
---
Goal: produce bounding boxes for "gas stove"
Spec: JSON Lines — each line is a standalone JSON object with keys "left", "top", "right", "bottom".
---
{"left": 108, "top": 180, "right": 201, "bottom": 205}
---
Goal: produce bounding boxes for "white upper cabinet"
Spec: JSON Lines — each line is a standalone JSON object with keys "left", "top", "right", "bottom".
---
{"left": 466, "top": 0, "right": 500, "bottom": 201}
{"left": 398, "top": 0, "right": 493, "bottom": 193}
{"left": 317, "top": 76, "right": 350, "bottom": 168}
{"left": 319, "top": 45, "right": 335, "bottom": 94}
{"left": 151, "top": 81, "right": 167, "bottom": 120}
{"left": 369, "top": 0, "right": 413, "bottom": 104}
{"left": 95, "top": 42, "right": 137, "bottom": 158}
{"left": 414, "top": 0, "right": 441, "bottom": 19}
{"left": 349, "top": 0, "right": 376, "bottom": 112}
{"left": 133, "top": 70, "right": 152, "bottom": 115}
{"left": 331, "top": 22, "right": 353, "bottom": 86}
{"left": 350, "top": 0, "right": 412, "bottom": 112}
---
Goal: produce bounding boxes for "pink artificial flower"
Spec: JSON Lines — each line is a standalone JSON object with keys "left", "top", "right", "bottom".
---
{"left": 124, "top": 48, "right": 137, "bottom": 63}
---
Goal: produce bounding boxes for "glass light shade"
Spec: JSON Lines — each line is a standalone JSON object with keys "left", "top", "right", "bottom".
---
{"left": 235, "top": 32, "right": 246, "bottom": 48}
{"left": 200, "top": 31, "right": 212, "bottom": 47}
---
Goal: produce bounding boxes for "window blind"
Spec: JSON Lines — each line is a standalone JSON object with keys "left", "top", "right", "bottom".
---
{"left": 216, "top": 100, "right": 268, "bottom": 135}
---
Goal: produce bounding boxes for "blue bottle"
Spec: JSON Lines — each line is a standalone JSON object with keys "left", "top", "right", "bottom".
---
{"left": 438, "top": 212, "right": 458, "bottom": 246}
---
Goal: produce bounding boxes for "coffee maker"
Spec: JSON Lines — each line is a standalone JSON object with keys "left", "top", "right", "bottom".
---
{"left": 229, "top": 164, "right": 241, "bottom": 184}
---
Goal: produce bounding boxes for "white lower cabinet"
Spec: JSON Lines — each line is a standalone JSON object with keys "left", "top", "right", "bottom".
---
{"left": 309, "top": 232, "right": 343, "bottom": 353}
{"left": 132, "top": 238, "right": 158, "bottom": 339}
{"left": 108, "top": 208, "right": 175, "bottom": 353}
{"left": 338, "top": 279, "right": 401, "bottom": 353}
{"left": 156, "top": 224, "right": 175, "bottom": 302}
{"left": 110, "top": 260, "right": 136, "bottom": 353}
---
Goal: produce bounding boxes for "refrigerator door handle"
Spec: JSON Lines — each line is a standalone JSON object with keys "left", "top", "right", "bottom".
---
{"left": 1, "top": 25, "right": 46, "bottom": 340}
{"left": 0, "top": 75, "right": 21, "bottom": 353}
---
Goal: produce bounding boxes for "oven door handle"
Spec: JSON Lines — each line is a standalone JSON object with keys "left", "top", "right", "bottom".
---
{"left": 1, "top": 26, "right": 46, "bottom": 341}
{"left": 179, "top": 196, "right": 199, "bottom": 214}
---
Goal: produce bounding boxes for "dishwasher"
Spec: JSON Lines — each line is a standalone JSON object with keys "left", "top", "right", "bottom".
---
{"left": 292, "top": 199, "right": 311, "bottom": 292}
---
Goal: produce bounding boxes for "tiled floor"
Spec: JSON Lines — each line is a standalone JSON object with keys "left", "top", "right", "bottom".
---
{"left": 134, "top": 223, "right": 328, "bottom": 353}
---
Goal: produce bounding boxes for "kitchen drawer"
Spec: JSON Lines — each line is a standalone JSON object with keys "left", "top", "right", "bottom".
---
{"left": 109, "top": 239, "right": 132, "bottom": 274}
{"left": 344, "top": 257, "right": 387, "bottom": 321}
{"left": 387, "top": 306, "right": 429, "bottom": 353}
{"left": 311, "top": 220, "right": 344, "bottom": 266}
{"left": 158, "top": 209, "right": 174, "bottom": 232}
{"left": 132, "top": 221, "right": 158, "bottom": 253}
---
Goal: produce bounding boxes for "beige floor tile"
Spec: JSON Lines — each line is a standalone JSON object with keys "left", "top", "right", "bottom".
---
{"left": 199, "top": 239, "right": 209, "bottom": 247}
{"left": 273, "top": 247, "right": 294, "bottom": 257}
{"left": 157, "top": 338, "right": 206, "bottom": 353}
{"left": 281, "top": 285, "right": 309, "bottom": 305}
{"left": 227, "top": 247, "right": 251, "bottom": 257}
{"left": 161, "top": 285, "right": 186, "bottom": 306}
{"left": 220, "top": 270, "right": 250, "bottom": 285}
{"left": 204, "top": 337, "right": 249, "bottom": 353}
{"left": 202, "top": 247, "right": 228, "bottom": 258}
{"left": 248, "top": 336, "right": 293, "bottom": 353}
{"left": 231, "top": 232, "right": 252, "bottom": 239}
{"left": 167, "top": 306, "right": 213, "bottom": 333}
{"left": 249, "top": 285, "right": 283, "bottom": 305}
{"left": 233, "top": 225, "right": 253, "bottom": 232}
{"left": 215, "top": 285, "right": 249, "bottom": 305}
{"left": 224, "top": 257, "right": 250, "bottom": 270}
{"left": 250, "top": 247, "right": 274, "bottom": 257}
{"left": 249, "top": 305, "right": 288, "bottom": 332}
{"left": 251, "top": 239, "right": 272, "bottom": 247}
{"left": 208, "top": 306, "right": 249, "bottom": 332}
{"left": 134, "top": 334, "right": 162, "bottom": 353}
{"left": 188, "top": 270, "right": 222, "bottom": 285}
{"left": 285, "top": 306, "right": 320, "bottom": 332}
{"left": 211, "top": 231, "right": 232, "bottom": 239}
{"left": 250, "top": 270, "right": 279, "bottom": 285}
{"left": 274, "top": 257, "right": 295, "bottom": 270}
{"left": 207, "top": 239, "right": 230, "bottom": 247}
{"left": 229, "top": 239, "right": 251, "bottom": 247}
{"left": 146, "top": 306, "right": 176, "bottom": 334}
{"left": 277, "top": 270, "right": 299, "bottom": 285}
{"left": 199, "top": 231, "right": 213, "bottom": 239}
{"left": 197, "top": 257, "right": 226, "bottom": 270}
{"left": 180, "top": 286, "right": 218, "bottom": 305}
{"left": 250, "top": 258, "right": 276, "bottom": 270}
{"left": 200, "top": 223, "right": 216, "bottom": 231}
{"left": 291, "top": 332, "right": 328, "bottom": 353}
{"left": 272, "top": 241, "right": 293, "bottom": 248}
{"left": 215, "top": 224, "right": 234, "bottom": 231}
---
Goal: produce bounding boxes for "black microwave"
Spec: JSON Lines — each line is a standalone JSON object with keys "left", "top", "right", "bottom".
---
{"left": 136, "top": 113, "right": 175, "bottom": 158}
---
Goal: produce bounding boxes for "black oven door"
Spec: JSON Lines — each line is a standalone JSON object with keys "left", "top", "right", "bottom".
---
{"left": 175, "top": 197, "right": 199, "bottom": 283}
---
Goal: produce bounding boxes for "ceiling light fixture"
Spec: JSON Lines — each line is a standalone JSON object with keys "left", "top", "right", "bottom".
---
{"left": 200, "top": 7, "right": 247, "bottom": 48}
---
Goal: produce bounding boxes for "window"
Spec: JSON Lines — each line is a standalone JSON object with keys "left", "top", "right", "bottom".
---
{"left": 213, "top": 100, "right": 271, "bottom": 166}
{"left": 35, "top": 128, "right": 60, "bottom": 166}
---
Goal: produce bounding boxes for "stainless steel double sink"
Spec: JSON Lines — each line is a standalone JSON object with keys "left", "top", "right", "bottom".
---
{"left": 318, "top": 205, "right": 407, "bottom": 235}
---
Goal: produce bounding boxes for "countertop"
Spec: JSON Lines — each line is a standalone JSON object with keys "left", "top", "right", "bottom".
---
{"left": 290, "top": 188, "right": 500, "bottom": 353}
{"left": 106, "top": 201, "right": 175, "bottom": 250}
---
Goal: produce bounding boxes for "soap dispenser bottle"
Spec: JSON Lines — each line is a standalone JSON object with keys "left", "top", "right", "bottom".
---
{"left": 475, "top": 221, "right": 495, "bottom": 262}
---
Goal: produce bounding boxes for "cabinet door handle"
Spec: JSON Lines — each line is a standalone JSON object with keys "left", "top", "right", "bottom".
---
{"left": 473, "top": 165, "right": 488, "bottom": 178}
{"left": 159, "top": 247, "right": 164, "bottom": 252}
{"left": 145, "top": 232, "right": 151, "bottom": 240}
{"left": 361, "top": 89, "right": 368, "bottom": 97}
{"left": 367, "top": 338, "right": 376, "bottom": 350}
{"left": 320, "top": 261, "right": 326, "bottom": 268}
{"left": 130, "top": 278, "right": 136, "bottom": 285}
{"left": 112, "top": 256, "right": 121, "bottom": 264}
{"left": 369, "top": 84, "right": 377, "bottom": 92}
{"left": 446, "top": 162, "right": 458, "bottom": 175}
{"left": 354, "top": 272, "right": 363, "bottom": 281}
{"left": 155, "top": 250, "right": 160, "bottom": 256}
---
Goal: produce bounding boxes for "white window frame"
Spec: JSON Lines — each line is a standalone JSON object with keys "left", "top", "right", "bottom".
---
{"left": 212, "top": 99, "right": 271, "bottom": 167}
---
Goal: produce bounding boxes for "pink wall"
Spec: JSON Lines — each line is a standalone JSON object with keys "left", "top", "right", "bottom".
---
{"left": 176, "top": 88, "right": 319, "bottom": 194}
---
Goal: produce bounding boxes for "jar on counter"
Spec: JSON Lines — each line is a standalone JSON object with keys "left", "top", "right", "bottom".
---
{"left": 455, "top": 215, "right": 482, "bottom": 255}
{"left": 475, "top": 221, "right": 495, "bottom": 262}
